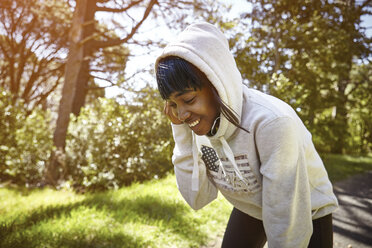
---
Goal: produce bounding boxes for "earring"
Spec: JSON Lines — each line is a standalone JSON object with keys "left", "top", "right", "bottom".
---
{"left": 210, "top": 117, "right": 220, "bottom": 135}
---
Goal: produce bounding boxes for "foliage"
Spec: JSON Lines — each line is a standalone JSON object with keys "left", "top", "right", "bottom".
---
{"left": 0, "top": 0, "right": 71, "bottom": 110}
{"left": 65, "top": 87, "right": 173, "bottom": 190}
{"left": 346, "top": 63, "right": 372, "bottom": 154}
{"left": 0, "top": 174, "right": 232, "bottom": 248}
{"left": 0, "top": 89, "right": 53, "bottom": 186}
{"left": 232, "top": 0, "right": 372, "bottom": 154}
{"left": 1, "top": 86, "right": 173, "bottom": 190}
{"left": 47, "top": 0, "right": 224, "bottom": 185}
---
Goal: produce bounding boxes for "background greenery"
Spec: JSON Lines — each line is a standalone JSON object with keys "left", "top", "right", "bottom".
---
{"left": 65, "top": 87, "right": 173, "bottom": 191}
{"left": 0, "top": 175, "right": 232, "bottom": 248}
{"left": 0, "top": 86, "right": 173, "bottom": 190}
{"left": 0, "top": 0, "right": 371, "bottom": 190}
{"left": 1, "top": 154, "right": 371, "bottom": 248}
{"left": 0, "top": 2, "right": 371, "bottom": 247}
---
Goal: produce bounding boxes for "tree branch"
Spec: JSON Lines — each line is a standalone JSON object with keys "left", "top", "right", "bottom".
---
{"left": 0, "top": 38, "right": 10, "bottom": 59}
{"left": 31, "top": 74, "right": 62, "bottom": 105}
{"left": 82, "top": 19, "right": 95, "bottom": 27}
{"left": 92, "top": 0, "right": 157, "bottom": 49}
{"left": 90, "top": 74, "right": 115, "bottom": 85}
{"left": 40, "top": 62, "right": 65, "bottom": 77}
{"left": 78, "top": 33, "right": 99, "bottom": 46}
{"left": 90, "top": 68, "right": 106, "bottom": 73}
{"left": 87, "top": 75, "right": 117, "bottom": 90}
{"left": 95, "top": 0, "right": 142, "bottom": 13}
{"left": 125, "top": 67, "right": 150, "bottom": 82}
{"left": 359, "top": 0, "right": 372, "bottom": 10}
{"left": 22, "top": 57, "right": 48, "bottom": 101}
{"left": 87, "top": 85, "right": 114, "bottom": 90}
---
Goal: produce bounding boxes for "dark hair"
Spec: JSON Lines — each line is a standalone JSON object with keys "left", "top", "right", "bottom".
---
{"left": 156, "top": 56, "right": 249, "bottom": 133}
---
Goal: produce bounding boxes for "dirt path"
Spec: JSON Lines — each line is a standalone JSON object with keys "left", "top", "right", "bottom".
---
{"left": 333, "top": 171, "right": 372, "bottom": 248}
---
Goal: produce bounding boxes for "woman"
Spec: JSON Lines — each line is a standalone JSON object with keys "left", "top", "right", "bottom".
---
{"left": 155, "top": 22, "right": 338, "bottom": 248}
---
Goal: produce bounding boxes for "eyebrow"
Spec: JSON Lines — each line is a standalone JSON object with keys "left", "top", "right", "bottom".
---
{"left": 175, "top": 89, "right": 194, "bottom": 97}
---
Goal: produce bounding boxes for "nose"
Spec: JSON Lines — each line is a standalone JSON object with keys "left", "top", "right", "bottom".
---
{"left": 177, "top": 106, "right": 191, "bottom": 122}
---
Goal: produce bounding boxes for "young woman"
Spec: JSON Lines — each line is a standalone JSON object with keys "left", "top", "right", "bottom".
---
{"left": 155, "top": 22, "right": 338, "bottom": 248}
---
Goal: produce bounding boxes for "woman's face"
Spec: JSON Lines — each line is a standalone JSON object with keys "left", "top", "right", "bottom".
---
{"left": 167, "top": 85, "right": 220, "bottom": 135}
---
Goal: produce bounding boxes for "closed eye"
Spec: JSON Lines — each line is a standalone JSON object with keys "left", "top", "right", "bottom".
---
{"left": 184, "top": 97, "right": 195, "bottom": 104}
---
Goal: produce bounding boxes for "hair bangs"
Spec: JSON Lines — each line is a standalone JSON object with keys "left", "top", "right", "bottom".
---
{"left": 156, "top": 56, "right": 203, "bottom": 99}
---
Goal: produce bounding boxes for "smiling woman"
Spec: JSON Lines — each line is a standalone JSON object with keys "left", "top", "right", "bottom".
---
{"left": 153, "top": 22, "right": 339, "bottom": 248}
{"left": 157, "top": 57, "right": 219, "bottom": 136}
{"left": 157, "top": 56, "right": 247, "bottom": 136}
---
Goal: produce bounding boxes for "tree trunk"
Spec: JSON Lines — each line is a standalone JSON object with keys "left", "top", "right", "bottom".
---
{"left": 72, "top": 2, "right": 97, "bottom": 116}
{"left": 71, "top": 55, "right": 90, "bottom": 116}
{"left": 331, "top": 80, "right": 349, "bottom": 154}
{"left": 45, "top": 0, "right": 89, "bottom": 185}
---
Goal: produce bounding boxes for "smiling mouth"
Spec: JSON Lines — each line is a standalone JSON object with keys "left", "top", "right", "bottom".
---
{"left": 188, "top": 119, "right": 200, "bottom": 128}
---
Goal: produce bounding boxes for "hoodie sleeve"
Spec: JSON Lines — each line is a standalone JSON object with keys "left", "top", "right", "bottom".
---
{"left": 257, "top": 117, "right": 312, "bottom": 248}
{"left": 171, "top": 124, "right": 218, "bottom": 210}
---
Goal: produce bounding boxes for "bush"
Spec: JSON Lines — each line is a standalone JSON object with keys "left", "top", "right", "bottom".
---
{"left": 65, "top": 87, "right": 173, "bottom": 190}
{"left": 0, "top": 90, "right": 53, "bottom": 186}
{"left": 1, "top": 87, "right": 173, "bottom": 190}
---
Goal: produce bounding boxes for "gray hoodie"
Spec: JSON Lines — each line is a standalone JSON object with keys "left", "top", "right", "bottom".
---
{"left": 155, "top": 22, "right": 338, "bottom": 248}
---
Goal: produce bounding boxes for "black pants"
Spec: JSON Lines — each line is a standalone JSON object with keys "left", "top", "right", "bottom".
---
{"left": 221, "top": 208, "right": 333, "bottom": 248}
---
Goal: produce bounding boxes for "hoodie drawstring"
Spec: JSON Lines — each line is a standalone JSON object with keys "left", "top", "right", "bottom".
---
{"left": 219, "top": 137, "right": 249, "bottom": 187}
{"left": 191, "top": 134, "right": 249, "bottom": 191}
{"left": 191, "top": 133, "right": 199, "bottom": 191}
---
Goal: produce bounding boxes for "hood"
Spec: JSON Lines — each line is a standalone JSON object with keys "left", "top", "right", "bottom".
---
{"left": 156, "top": 22, "right": 248, "bottom": 191}
{"left": 155, "top": 22, "right": 243, "bottom": 141}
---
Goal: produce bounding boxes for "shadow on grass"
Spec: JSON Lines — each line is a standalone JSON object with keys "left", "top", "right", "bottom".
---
{"left": 1, "top": 228, "right": 143, "bottom": 248}
{"left": 0, "top": 192, "right": 206, "bottom": 248}
{"left": 322, "top": 154, "right": 372, "bottom": 183}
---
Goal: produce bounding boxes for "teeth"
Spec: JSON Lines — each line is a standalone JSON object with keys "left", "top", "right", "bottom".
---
{"left": 188, "top": 119, "right": 200, "bottom": 127}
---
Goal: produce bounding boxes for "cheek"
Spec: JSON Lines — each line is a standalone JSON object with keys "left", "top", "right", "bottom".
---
{"left": 199, "top": 98, "right": 218, "bottom": 117}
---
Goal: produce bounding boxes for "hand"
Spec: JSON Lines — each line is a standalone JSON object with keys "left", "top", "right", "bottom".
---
{"left": 163, "top": 101, "right": 183, "bottom": 125}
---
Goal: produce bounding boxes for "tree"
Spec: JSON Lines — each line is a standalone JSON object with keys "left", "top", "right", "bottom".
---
{"left": 0, "top": 0, "right": 125, "bottom": 114}
{"left": 47, "top": 0, "right": 91, "bottom": 184}
{"left": 0, "top": 0, "right": 71, "bottom": 111}
{"left": 234, "top": 0, "right": 372, "bottom": 153}
{"left": 348, "top": 63, "right": 372, "bottom": 154}
{"left": 47, "top": 0, "right": 221, "bottom": 185}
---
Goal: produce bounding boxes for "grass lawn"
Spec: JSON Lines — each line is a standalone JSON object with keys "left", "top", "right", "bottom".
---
{"left": 1, "top": 154, "right": 371, "bottom": 248}
{"left": 0, "top": 175, "right": 232, "bottom": 248}
{"left": 322, "top": 154, "right": 372, "bottom": 183}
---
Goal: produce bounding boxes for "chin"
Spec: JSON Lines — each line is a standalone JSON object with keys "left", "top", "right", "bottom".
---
{"left": 193, "top": 127, "right": 211, "bottom": 136}
{"left": 188, "top": 125, "right": 202, "bottom": 135}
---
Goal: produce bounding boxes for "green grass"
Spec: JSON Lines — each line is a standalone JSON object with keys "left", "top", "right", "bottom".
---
{"left": 322, "top": 154, "right": 372, "bottom": 183}
{"left": 0, "top": 154, "right": 371, "bottom": 248}
{"left": 0, "top": 174, "right": 232, "bottom": 248}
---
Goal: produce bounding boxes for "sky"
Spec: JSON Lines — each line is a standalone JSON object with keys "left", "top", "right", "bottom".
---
{"left": 99, "top": 0, "right": 371, "bottom": 99}
{"left": 100, "top": 0, "right": 252, "bottom": 99}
